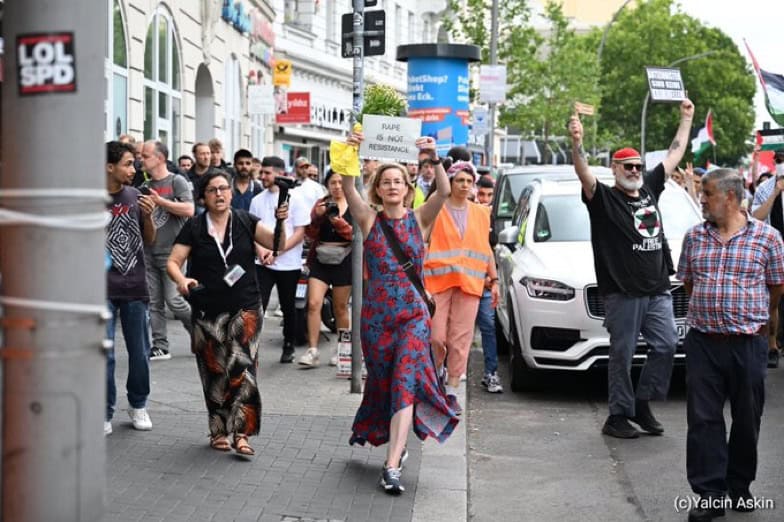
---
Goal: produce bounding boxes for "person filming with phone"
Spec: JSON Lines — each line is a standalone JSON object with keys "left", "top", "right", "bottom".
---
{"left": 298, "top": 169, "right": 353, "bottom": 368}
{"left": 166, "top": 171, "right": 288, "bottom": 457}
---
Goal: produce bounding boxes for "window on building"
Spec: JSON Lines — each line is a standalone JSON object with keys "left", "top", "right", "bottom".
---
{"left": 325, "top": 0, "right": 337, "bottom": 42}
{"left": 105, "top": 0, "right": 128, "bottom": 140}
{"left": 394, "top": 4, "right": 402, "bottom": 50}
{"left": 284, "top": 0, "right": 314, "bottom": 31}
{"left": 423, "top": 18, "right": 431, "bottom": 42}
{"left": 407, "top": 11, "right": 415, "bottom": 45}
{"left": 224, "top": 55, "right": 242, "bottom": 157}
{"left": 143, "top": 7, "right": 182, "bottom": 158}
{"left": 250, "top": 114, "right": 265, "bottom": 158}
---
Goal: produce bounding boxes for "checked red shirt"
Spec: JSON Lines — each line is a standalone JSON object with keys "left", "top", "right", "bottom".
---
{"left": 677, "top": 216, "right": 784, "bottom": 335}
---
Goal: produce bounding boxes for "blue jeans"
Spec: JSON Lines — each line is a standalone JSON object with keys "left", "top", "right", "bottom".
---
{"left": 603, "top": 292, "right": 678, "bottom": 417}
{"left": 106, "top": 299, "right": 151, "bottom": 421}
{"left": 476, "top": 289, "right": 498, "bottom": 375}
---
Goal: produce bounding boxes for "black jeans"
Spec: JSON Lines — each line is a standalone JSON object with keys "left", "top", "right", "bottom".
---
{"left": 256, "top": 266, "right": 301, "bottom": 345}
{"left": 685, "top": 330, "right": 768, "bottom": 496}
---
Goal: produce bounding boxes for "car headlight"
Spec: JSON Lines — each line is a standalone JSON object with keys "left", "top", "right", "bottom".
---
{"left": 520, "top": 277, "right": 575, "bottom": 301}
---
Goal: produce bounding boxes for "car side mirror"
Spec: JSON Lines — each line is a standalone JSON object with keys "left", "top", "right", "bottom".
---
{"left": 498, "top": 226, "right": 520, "bottom": 249}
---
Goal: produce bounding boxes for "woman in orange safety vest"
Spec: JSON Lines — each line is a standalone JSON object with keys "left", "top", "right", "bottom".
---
{"left": 425, "top": 161, "right": 499, "bottom": 415}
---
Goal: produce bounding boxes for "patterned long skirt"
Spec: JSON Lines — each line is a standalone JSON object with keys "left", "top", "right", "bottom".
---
{"left": 192, "top": 307, "right": 262, "bottom": 437}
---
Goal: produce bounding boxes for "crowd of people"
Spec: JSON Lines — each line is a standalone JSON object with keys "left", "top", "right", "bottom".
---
{"left": 104, "top": 133, "right": 504, "bottom": 494}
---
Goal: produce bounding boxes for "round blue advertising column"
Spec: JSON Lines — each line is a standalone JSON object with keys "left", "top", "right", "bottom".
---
{"left": 396, "top": 44, "right": 481, "bottom": 155}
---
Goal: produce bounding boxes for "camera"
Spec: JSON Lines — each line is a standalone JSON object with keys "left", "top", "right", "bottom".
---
{"left": 325, "top": 201, "right": 340, "bottom": 218}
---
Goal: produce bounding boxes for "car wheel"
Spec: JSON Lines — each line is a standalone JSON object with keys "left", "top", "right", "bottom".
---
{"left": 508, "top": 314, "right": 544, "bottom": 392}
{"left": 495, "top": 314, "right": 510, "bottom": 356}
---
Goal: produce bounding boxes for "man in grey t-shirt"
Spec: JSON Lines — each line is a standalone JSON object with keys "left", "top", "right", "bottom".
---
{"left": 141, "top": 141, "right": 195, "bottom": 360}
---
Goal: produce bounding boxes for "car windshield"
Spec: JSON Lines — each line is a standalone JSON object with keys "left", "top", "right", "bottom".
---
{"left": 533, "top": 185, "right": 701, "bottom": 243}
{"left": 498, "top": 173, "right": 574, "bottom": 218}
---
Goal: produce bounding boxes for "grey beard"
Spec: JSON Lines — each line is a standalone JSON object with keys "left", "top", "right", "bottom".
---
{"left": 616, "top": 176, "right": 643, "bottom": 192}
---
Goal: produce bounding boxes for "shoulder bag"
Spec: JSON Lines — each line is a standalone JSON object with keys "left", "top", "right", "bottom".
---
{"left": 377, "top": 214, "right": 436, "bottom": 317}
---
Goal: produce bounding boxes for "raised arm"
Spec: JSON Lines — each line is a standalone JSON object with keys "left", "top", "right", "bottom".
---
{"left": 414, "top": 136, "right": 450, "bottom": 231}
{"left": 569, "top": 115, "right": 597, "bottom": 200}
{"left": 340, "top": 131, "right": 376, "bottom": 235}
{"left": 660, "top": 99, "right": 695, "bottom": 177}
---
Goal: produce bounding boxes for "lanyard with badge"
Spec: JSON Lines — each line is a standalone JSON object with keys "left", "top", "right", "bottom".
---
{"left": 206, "top": 212, "right": 246, "bottom": 287}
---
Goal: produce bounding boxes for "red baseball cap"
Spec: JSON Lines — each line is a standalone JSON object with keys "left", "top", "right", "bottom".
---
{"left": 612, "top": 147, "right": 641, "bottom": 163}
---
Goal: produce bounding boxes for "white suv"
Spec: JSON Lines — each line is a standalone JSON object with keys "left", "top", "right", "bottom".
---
{"left": 494, "top": 176, "right": 702, "bottom": 391}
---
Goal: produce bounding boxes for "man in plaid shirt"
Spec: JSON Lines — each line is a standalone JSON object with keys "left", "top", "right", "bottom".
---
{"left": 678, "top": 168, "right": 784, "bottom": 521}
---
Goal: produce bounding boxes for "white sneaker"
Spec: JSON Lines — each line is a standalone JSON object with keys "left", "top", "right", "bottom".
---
{"left": 128, "top": 408, "right": 152, "bottom": 430}
{"left": 104, "top": 421, "right": 112, "bottom": 436}
{"left": 298, "top": 347, "right": 320, "bottom": 368}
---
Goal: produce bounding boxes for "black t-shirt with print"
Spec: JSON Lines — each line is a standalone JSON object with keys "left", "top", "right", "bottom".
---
{"left": 582, "top": 163, "right": 672, "bottom": 296}
{"left": 106, "top": 186, "right": 149, "bottom": 301}
{"left": 174, "top": 209, "right": 260, "bottom": 318}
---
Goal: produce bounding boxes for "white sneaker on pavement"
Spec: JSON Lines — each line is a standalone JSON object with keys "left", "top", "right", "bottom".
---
{"left": 128, "top": 408, "right": 152, "bottom": 430}
{"left": 298, "top": 347, "right": 320, "bottom": 368}
{"left": 104, "top": 421, "right": 113, "bottom": 436}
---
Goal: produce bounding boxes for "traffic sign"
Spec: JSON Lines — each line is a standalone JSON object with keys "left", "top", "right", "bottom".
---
{"left": 365, "top": 0, "right": 378, "bottom": 6}
{"left": 341, "top": 10, "right": 386, "bottom": 58}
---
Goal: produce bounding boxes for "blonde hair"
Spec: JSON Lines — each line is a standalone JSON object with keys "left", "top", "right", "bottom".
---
{"left": 368, "top": 163, "right": 416, "bottom": 207}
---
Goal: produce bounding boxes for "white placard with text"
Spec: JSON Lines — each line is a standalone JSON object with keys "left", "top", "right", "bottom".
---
{"left": 359, "top": 115, "right": 422, "bottom": 163}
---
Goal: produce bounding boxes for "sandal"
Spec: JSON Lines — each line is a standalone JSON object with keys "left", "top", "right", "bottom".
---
{"left": 232, "top": 435, "right": 255, "bottom": 456}
{"left": 209, "top": 435, "right": 231, "bottom": 452}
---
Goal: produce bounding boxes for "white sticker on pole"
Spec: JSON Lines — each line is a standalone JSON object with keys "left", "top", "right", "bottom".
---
{"left": 479, "top": 65, "right": 507, "bottom": 104}
{"left": 359, "top": 115, "right": 422, "bottom": 163}
{"left": 472, "top": 107, "right": 489, "bottom": 137}
{"left": 645, "top": 66, "right": 686, "bottom": 103}
{"left": 248, "top": 84, "right": 275, "bottom": 115}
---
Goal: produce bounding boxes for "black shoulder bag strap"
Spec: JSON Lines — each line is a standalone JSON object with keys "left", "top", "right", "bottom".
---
{"left": 377, "top": 213, "right": 432, "bottom": 313}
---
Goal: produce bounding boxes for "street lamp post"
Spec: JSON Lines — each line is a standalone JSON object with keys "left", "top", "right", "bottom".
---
{"left": 593, "top": 0, "right": 634, "bottom": 159}
{"left": 640, "top": 50, "right": 719, "bottom": 159}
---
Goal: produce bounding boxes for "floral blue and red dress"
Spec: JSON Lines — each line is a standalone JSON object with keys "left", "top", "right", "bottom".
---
{"left": 350, "top": 210, "right": 459, "bottom": 446}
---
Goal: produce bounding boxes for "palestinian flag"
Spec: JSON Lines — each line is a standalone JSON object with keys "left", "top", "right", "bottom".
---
{"left": 691, "top": 110, "right": 715, "bottom": 160}
{"left": 744, "top": 40, "right": 784, "bottom": 126}
{"left": 757, "top": 128, "right": 784, "bottom": 152}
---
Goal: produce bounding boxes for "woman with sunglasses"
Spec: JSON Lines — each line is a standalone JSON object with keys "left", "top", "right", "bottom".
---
{"left": 166, "top": 171, "right": 288, "bottom": 456}
{"left": 339, "top": 132, "right": 458, "bottom": 495}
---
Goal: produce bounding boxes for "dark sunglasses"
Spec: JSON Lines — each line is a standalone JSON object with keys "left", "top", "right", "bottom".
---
{"left": 621, "top": 163, "right": 644, "bottom": 172}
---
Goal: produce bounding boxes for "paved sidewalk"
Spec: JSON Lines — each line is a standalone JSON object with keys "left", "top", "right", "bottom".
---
{"left": 104, "top": 312, "right": 467, "bottom": 522}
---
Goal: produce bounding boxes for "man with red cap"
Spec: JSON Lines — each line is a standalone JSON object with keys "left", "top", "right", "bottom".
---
{"left": 569, "top": 98, "right": 694, "bottom": 439}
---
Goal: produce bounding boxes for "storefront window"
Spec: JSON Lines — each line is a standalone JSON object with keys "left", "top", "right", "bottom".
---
{"left": 105, "top": 0, "right": 128, "bottom": 139}
{"left": 143, "top": 6, "right": 182, "bottom": 158}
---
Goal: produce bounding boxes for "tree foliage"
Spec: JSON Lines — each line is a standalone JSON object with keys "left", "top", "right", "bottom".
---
{"left": 500, "top": 2, "right": 601, "bottom": 153}
{"left": 589, "top": 0, "right": 755, "bottom": 165}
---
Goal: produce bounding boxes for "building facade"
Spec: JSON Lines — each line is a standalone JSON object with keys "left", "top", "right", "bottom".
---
{"left": 108, "top": 0, "right": 445, "bottom": 172}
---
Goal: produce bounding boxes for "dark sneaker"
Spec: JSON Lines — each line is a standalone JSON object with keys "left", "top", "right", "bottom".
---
{"left": 446, "top": 394, "right": 463, "bottom": 416}
{"left": 768, "top": 349, "right": 779, "bottom": 369}
{"left": 629, "top": 399, "right": 664, "bottom": 435}
{"left": 149, "top": 347, "right": 171, "bottom": 361}
{"left": 380, "top": 465, "right": 404, "bottom": 495}
{"left": 602, "top": 415, "right": 639, "bottom": 439}
{"left": 481, "top": 372, "right": 504, "bottom": 393}
{"left": 280, "top": 341, "right": 295, "bottom": 363}
{"left": 729, "top": 487, "right": 755, "bottom": 512}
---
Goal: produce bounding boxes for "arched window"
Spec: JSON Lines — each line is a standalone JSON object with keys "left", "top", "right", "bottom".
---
{"left": 224, "top": 55, "right": 242, "bottom": 157}
{"left": 106, "top": 0, "right": 128, "bottom": 139}
{"left": 143, "top": 6, "right": 182, "bottom": 158}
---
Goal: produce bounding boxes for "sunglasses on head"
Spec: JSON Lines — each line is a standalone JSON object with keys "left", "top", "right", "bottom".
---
{"left": 621, "top": 163, "right": 644, "bottom": 172}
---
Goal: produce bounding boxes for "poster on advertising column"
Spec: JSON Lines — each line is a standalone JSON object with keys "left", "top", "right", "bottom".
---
{"left": 406, "top": 59, "right": 471, "bottom": 154}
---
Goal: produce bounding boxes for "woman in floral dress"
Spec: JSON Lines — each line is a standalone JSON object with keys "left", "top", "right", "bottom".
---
{"left": 339, "top": 133, "right": 458, "bottom": 494}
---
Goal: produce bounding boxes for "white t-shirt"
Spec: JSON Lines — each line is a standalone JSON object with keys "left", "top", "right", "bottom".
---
{"left": 249, "top": 188, "right": 310, "bottom": 271}
{"left": 295, "top": 178, "right": 327, "bottom": 211}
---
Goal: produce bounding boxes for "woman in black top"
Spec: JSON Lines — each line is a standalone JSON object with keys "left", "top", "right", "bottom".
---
{"left": 298, "top": 170, "right": 354, "bottom": 368}
{"left": 166, "top": 171, "right": 287, "bottom": 456}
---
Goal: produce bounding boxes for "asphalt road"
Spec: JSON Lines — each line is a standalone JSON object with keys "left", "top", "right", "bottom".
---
{"left": 466, "top": 347, "right": 784, "bottom": 522}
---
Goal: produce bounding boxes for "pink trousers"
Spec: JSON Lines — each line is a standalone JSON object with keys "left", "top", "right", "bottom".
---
{"left": 431, "top": 287, "right": 480, "bottom": 379}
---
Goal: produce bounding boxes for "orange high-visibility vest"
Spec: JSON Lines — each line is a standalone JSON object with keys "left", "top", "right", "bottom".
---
{"left": 424, "top": 203, "right": 492, "bottom": 297}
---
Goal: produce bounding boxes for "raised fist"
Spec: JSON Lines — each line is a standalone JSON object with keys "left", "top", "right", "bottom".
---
{"left": 681, "top": 98, "right": 695, "bottom": 120}
{"left": 568, "top": 116, "right": 583, "bottom": 143}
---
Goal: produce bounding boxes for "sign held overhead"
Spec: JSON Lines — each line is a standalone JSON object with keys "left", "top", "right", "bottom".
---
{"left": 645, "top": 66, "right": 686, "bottom": 102}
{"left": 359, "top": 115, "right": 422, "bottom": 163}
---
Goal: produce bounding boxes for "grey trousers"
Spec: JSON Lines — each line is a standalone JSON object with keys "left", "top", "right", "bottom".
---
{"left": 145, "top": 252, "right": 192, "bottom": 351}
{"left": 603, "top": 292, "right": 678, "bottom": 417}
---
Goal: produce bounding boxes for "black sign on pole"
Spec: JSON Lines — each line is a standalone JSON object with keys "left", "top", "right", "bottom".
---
{"left": 341, "top": 10, "right": 385, "bottom": 58}
{"left": 365, "top": 0, "right": 378, "bottom": 6}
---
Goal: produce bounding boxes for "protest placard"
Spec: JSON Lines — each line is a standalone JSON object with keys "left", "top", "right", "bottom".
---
{"left": 645, "top": 67, "right": 686, "bottom": 102}
{"left": 359, "top": 114, "right": 422, "bottom": 163}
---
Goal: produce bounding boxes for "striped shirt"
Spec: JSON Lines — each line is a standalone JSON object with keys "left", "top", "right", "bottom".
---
{"left": 677, "top": 216, "right": 784, "bottom": 335}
